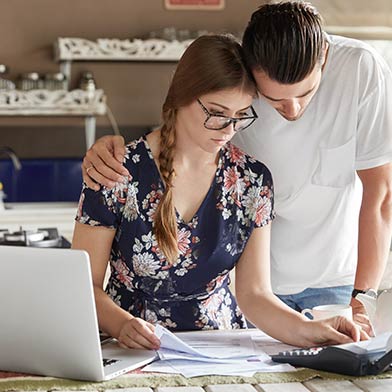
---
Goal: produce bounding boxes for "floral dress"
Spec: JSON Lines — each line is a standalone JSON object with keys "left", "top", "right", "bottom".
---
{"left": 76, "top": 136, "right": 274, "bottom": 331}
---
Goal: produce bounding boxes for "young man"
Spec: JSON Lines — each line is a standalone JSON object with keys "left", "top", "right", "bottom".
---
{"left": 81, "top": 2, "right": 392, "bottom": 332}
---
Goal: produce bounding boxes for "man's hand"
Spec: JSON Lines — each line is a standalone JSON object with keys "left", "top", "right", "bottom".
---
{"left": 303, "top": 315, "right": 369, "bottom": 347}
{"left": 82, "top": 135, "right": 129, "bottom": 190}
{"left": 350, "top": 297, "right": 374, "bottom": 337}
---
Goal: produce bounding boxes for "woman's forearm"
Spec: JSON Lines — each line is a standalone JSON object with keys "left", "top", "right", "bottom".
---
{"left": 93, "top": 286, "right": 134, "bottom": 339}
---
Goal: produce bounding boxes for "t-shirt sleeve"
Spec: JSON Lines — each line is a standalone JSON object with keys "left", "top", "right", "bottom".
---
{"left": 75, "top": 177, "right": 130, "bottom": 229}
{"left": 355, "top": 50, "right": 392, "bottom": 170}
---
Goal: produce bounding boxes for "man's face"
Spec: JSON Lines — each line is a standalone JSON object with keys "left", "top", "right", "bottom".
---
{"left": 252, "top": 65, "right": 323, "bottom": 121}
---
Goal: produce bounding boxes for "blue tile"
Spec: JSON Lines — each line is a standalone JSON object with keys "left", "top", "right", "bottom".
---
{"left": 0, "top": 158, "right": 83, "bottom": 202}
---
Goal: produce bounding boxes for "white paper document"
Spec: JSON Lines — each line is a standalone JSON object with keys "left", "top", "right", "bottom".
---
{"left": 155, "top": 324, "right": 259, "bottom": 359}
{"left": 143, "top": 325, "right": 296, "bottom": 377}
{"left": 334, "top": 332, "right": 392, "bottom": 354}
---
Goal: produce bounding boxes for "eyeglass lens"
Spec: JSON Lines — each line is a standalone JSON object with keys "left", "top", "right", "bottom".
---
{"left": 205, "top": 116, "right": 255, "bottom": 131}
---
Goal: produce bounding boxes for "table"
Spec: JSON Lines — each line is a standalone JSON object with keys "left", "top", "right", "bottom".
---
{"left": 117, "top": 380, "right": 392, "bottom": 391}
{"left": 154, "top": 380, "right": 392, "bottom": 391}
{"left": 1, "top": 326, "right": 392, "bottom": 392}
{"left": 1, "top": 377, "right": 392, "bottom": 392}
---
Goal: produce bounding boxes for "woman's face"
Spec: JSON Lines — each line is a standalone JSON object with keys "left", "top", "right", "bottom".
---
{"left": 176, "top": 87, "right": 256, "bottom": 154}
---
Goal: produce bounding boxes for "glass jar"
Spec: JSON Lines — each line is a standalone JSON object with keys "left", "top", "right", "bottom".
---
{"left": 0, "top": 64, "right": 16, "bottom": 91}
{"left": 79, "top": 71, "right": 96, "bottom": 99}
{"left": 44, "top": 72, "right": 67, "bottom": 90}
{"left": 18, "top": 72, "right": 43, "bottom": 90}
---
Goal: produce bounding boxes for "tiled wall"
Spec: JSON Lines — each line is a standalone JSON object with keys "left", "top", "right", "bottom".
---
{"left": 0, "top": 158, "right": 82, "bottom": 202}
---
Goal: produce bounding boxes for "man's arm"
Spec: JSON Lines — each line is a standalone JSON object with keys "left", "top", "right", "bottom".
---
{"left": 82, "top": 135, "right": 128, "bottom": 190}
{"left": 351, "top": 162, "right": 392, "bottom": 318}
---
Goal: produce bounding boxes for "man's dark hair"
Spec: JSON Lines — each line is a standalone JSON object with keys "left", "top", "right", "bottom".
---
{"left": 242, "top": 1, "right": 325, "bottom": 84}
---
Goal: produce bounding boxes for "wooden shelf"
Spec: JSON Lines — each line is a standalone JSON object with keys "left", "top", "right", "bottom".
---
{"left": 0, "top": 89, "right": 106, "bottom": 116}
{"left": 55, "top": 37, "right": 193, "bottom": 62}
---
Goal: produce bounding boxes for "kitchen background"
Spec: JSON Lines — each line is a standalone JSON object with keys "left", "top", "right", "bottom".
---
{"left": 1, "top": 0, "right": 392, "bottom": 201}
{"left": 1, "top": 0, "right": 391, "bottom": 288}
{"left": 1, "top": 0, "right": 391, "bottom": 157}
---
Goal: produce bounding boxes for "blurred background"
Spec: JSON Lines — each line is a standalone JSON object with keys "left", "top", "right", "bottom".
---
{"left": 0, "top": 0, "right": 391, "bottom": 202}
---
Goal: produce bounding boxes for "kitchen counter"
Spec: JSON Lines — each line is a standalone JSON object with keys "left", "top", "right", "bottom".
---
{"left": 0, "top": 202, "right": 77, "bottom": 241}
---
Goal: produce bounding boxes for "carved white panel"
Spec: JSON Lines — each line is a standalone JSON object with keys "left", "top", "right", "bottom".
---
{"left": 55, "top": 37, "right": 193, "bottom": 61}
{"left": 0, "top": 89, "right": 106, "bottom": 116}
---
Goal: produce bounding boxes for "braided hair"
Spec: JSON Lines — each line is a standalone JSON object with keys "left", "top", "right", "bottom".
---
{"left": 153, "top": 34, "right": 257, "bottom": 264}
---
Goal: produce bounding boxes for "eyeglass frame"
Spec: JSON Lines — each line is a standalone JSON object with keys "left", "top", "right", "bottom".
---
{"left": 197, "top": 98, "right": 258, "bottom": 132}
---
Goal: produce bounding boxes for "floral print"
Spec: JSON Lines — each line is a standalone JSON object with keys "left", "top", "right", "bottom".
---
{"left": 76, "top": 136, "right": 274, "bottom": 331}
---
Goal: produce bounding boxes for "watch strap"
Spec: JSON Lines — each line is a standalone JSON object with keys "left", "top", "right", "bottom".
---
{"left": 352, "top": 288, "right": 366, "bottom": 298}
{"left": 352, "top": 288, "right": 377, "bottom": 298}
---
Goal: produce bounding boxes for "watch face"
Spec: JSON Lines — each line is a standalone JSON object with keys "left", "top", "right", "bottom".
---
{"left": 364, "top": 289, "right": 378, "bottom": 299}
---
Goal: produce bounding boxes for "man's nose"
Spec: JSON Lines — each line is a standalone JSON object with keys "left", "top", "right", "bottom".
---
{"left": 282, "top": 99, "right": 301, "bottom": 118}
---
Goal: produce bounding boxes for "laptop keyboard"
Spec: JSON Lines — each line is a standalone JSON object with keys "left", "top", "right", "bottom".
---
{"left": 103, "top": 358, "right": 119, "bottom": 367}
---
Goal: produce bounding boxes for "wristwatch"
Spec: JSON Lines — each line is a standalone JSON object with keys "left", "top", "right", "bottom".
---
{"left": 351, "top": 288, "right": 378, "bottom": 299}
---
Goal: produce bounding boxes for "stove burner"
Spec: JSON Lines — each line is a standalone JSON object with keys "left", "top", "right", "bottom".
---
{"left": 0, "top": 227, "right": 70, "bottom": 248}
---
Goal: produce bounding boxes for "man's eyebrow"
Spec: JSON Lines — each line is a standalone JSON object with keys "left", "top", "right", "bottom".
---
{"left": 262, "top": 83, "right": 318, "bottom": 102}
{"left": 207, "top": 101, "right": 252, "bottom": 112}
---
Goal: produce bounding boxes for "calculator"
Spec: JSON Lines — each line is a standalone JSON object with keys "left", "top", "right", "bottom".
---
{"left": 271, "top": 345, "right": 392, "bottom": 376}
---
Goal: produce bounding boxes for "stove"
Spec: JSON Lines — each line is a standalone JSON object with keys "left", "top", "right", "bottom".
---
{"left": 0, "top": 227, "right": 71, "bottom": 248}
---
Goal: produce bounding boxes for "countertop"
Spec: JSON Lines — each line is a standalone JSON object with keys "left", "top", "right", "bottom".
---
{"left": 0, "top": 202, "right": 77, "bottom": 241}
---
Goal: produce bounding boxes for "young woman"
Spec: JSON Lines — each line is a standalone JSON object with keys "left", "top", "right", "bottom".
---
{"left": 72, "top": 34, "right": 365, "bottom": 351}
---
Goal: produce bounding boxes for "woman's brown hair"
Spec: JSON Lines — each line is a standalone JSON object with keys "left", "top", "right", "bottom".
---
{"left": 154, "top": 34, "right": 257, "bottom": 264}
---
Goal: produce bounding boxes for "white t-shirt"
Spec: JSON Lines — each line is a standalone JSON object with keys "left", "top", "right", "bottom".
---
{"left": 233, "top": 34, "right": 392, "bottom": 295}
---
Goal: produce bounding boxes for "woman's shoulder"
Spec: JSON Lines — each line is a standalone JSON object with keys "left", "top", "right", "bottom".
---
{"left": 223, "top": 142, "right": 273, "bottom": 179}
{"left": 123, "top": 135, "right": 154, "bottom": 166}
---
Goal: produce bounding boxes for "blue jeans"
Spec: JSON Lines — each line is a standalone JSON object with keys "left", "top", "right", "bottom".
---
{"left": 276, "top": 285, "right": 353, "bottom": 313}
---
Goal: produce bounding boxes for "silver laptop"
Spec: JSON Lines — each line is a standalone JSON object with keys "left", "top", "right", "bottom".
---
{"left": 0, "top": 245, "right": 157, "bottom": 381}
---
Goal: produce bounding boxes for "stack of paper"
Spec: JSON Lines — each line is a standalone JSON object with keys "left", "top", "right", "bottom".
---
{"left": 142, "top": 325, "right": 296, "bottom": 377}
{"left": 333, "top": 332, "right": 392, "bottom": 354}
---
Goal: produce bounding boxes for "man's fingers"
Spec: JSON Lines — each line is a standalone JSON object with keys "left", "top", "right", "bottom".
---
{"left": 336, "top": 316, "right": 361, "bottom": 342}
{"left": 88, "top": 166, "right": 117, "bottom": 189}
{"left": 320, "top": 316, "right": 361, "bottom": 344}
{"left": 85, "top": 152, "right": 125, "bottom": 183}
{"left": 325, "top": 329, "right": 354, "bottom": 345}
{"left": 359, "top": 328, "right": 371, "bottom": 341}
{"left": 353, "top": 313, "right": 374, "bottom": 337}
{"left": 93, "top": 144, "right": 128, "bottom": 176}
{"left": 83, "top": 154, "right": 124, "bottom": 188}
{"left": 111, "top": 136, "right": 127, "bottom": 163}
{"left": 81, "top": 162, "right": 100, "bottom": 191}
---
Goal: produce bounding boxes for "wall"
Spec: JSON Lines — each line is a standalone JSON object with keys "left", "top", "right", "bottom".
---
{"left": 1, "top": 0, "right": 264, "bottom": 158}
{"left": 1, "top": 0, "right": 391, "bottom": 158}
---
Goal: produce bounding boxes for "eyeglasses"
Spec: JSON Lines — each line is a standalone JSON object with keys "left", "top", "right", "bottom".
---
{"left": 197, "top": 99, "right": 258, "bottom": 132}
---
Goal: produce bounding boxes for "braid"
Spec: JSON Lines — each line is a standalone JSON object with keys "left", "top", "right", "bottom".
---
{"left": 154, "top": 109, "right": 178, "bottom": 264}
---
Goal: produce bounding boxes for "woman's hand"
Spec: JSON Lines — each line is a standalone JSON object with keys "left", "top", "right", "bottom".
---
{"left": 117, "top": 317, "right": 161, "bottom": 350}
{"left": 82, "top": 135, "right": 129, "bottom": 190}
{"left": 301, "top": 316, "right": 370, "bottom": 347}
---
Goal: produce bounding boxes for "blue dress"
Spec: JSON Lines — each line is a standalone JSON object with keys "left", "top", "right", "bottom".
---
{"left": 76, "top": 136, "right": 274, "bottom": 331}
